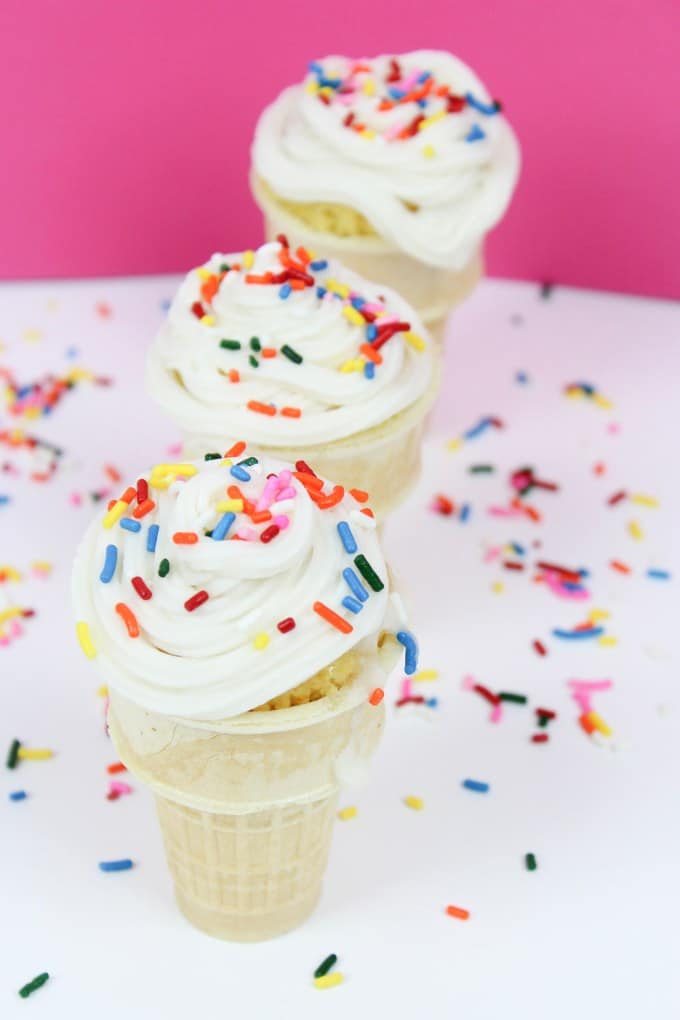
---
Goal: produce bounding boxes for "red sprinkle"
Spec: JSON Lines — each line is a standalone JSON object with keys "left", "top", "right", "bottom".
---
{"left": 184, "top": 590, "right": 209, "bottom": 612}
{"left": 533, "top": 640, "right": 547, "bottom": 656}
{"left": 136, "top": 477, "right": 148, "bottom": 504}
{"left": 535, "top": 707, "right": 556, "bottom": 720}
{"left": 531, "top": 733, "right": 549, "bottom": 744}
{"left": 607, "top": 490, "right": 627, "bottom": 506}
{"left": 432, "top": 494, "right": 455, "bottom": 516}
{"left": 503, "top": 561, "right": 524, "bottom": 571}
{"left": 396, "top": 696, "right": 426, "bottom": 707}
{"left": 173, "top": 532, "right": 199, "bottom": 545}
{"left": 369, "top": 688, "right": 385, "bottom": 706}
{"left": 295, "top": 460, "right": 317, "bottom": 477}
{"left": 191, "top": 301, "right": 205, "bottom": 319}
{"left": 260, "top": 524, "right": 280, "bottom": 544}
{"left": 277, "top": 617, "right": 296, "bottom": 634}
{"left": 473, "top": 684, "right": 500, "bottom": 706}
{"left": 131, "top": 576, "right": 152, "bottom": 600}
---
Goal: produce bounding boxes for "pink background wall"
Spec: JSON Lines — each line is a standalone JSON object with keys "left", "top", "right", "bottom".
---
{"left": 1, "top": 2, "right": 678, "bottom": 298}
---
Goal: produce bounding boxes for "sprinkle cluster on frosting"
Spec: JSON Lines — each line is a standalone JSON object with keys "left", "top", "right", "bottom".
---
{"left": 73, "top": 447, "right": 417, "bottom": 719}
{"left": 147, "top": 240, "right": 433, "bottom": 447}
{"left": 306, "top": 55, "right": 501, "bottom": 157}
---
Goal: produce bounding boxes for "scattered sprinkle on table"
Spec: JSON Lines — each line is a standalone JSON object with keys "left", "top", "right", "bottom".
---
{"left": 18, "top": 972, "right": 50, "bottom": 999}
{"left": 446, "top": 905, "right": 470, "bottom": 920}
{"left": 314, "top": 973, "right": 344, "bottom": 990}
{"left": 314, "top": 953, "right": 338, "bottom": 979}
{"left": 98, "top": 858, "right": 133, "bottom": 872}
{"left": 525, "top": 853, "right": 538, "bottom": 871}
{"left": 462, "top": 779, "right": 489, "bottom": 794}
{"left": 9, "top": 790, "right": 27, "bottom": 801}
{"left": 338, "top": 806, "right": 358, "bottom": 821}
{"left": 403, "top": 795, "right": 424, "bottom": 811}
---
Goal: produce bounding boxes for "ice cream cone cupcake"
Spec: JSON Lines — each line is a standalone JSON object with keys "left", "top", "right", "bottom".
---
{"left": 251, "top": 51, "right": 520, "bottom": 344}
{"left": 73, "top": 451, "right": 415, "bottom": 940}
{"left": 147, "top": 239, "right": 439, "bottom": 519}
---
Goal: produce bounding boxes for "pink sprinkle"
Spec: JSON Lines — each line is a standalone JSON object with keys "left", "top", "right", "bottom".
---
{"left": 483, "top": 546, "right": 502, "bottom": 563}
{"left": 461, "top": 674, "right": 476, "bottom": 691}
{"left": 109, "top": 781, "right": 133, "bottom": 796}
{"left": 487, "top": 505, "right": 522, "bottom": 518}
{"left": 489, "top": 703, "right": 503, "bottom": 724}
{"left": 606, "top": 423, "right": 621, "bottom": 435}
{"left": 400, "top": 677, "right": 413, "bottom": 699}
{"left": 567, "top": 679, "right": 613, "bottom": 691}
{"left": 384, "top": 120, "right": 408, "bottom": 140}
{"left": 543, "top": 570, "right": 590, "bottom": 601}
{"left": 277, "top": 469, "right": 292, "bottom": 486}
{"left": 572, "top": 690, "right": 594, "bottom": 713}
{"left": 69, "top": 492, "right": 83, "bottom": 507}
{"left": 273, "top": 514, "right": 290, "bottom": 530}
{"left": 276, "top": 486, "right": 296, "bottom": 501}
{"left": 166, "top": 442, "right": 182, "bottom": 455}
{"left": 362, "top": 302, "right": 387, "bottom": 315}
{"left": 235, "top": 527, "right": 257, "bottom": 542}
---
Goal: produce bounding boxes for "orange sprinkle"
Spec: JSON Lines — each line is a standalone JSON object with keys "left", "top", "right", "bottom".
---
{"left": 104, "top": 465, "right": 122, "bottom": 483}
{"left": 360, "top": 507, "right": 375, "bottom": 518}
{"left": 579, "top": 712, "right": 597, "bottom": 735}
{"left": 311, "top": 485, "right": 345, "bottom": 509}
{"left": 120, "top": 486, "right": 136, "bottom": 504}
{"left": 107, "top": 762, "right": 126, "bottom": 774}
{"left": 107, "top": 499, "right": 117, "bottom": 511}
{"left": 281, "top": 406, "right": 302, "bottom": 418}
{"left": 446, "top": 905, "right": 470, "bottom": 921}
{"left": 313, "top": 601, "right": 353, "bottom": 634}
{"left": 359, "top": 343, "right": 383, "bottom": 365}
{"left": 200, "top": 275, "right": 220, "bottom": 302}
{"left": 172, "top": 532, "right": 198, "bottom": 545}
{"left": 244, "top": 272, "right": 274, "bottom": 284}
{"left": 115, "top": 602, "right": 139, "bottom": 638}
{"left": 296, "top": 246, "right": 311, "bottom": 265}
{"left": 377, "top": 99, "right": 394, "bottom": 111}
{"left": 293, "top": 471, "right": 324, "bottom": 491}
{"left": 250, "top": 510, "right": 272, "bottom": 525}
{"left": 227, "top": 369, "right": 240, "bottom": 383}
{"left": 350, "top": 488, "right": 369, "bottom": 503}
{"left": 227, "top": 485, "right": 244, "bottom": 499}
{"left": 369, "top": 688, "right": 384, "bottom": 706}
{"left": 261, "top": 347, "right": 277, "bottom": 358}
{"left": 247, "top": 400, "right": 276, "bottom": 416}
{"left": 225, "top": 441, "right": 246, "bottom": 458}
{"left": 610, "top": 559, "right": 631, "bottom": 574}
{"left": 132, "top": 498, "right": 156, "bottom": 520}
{"left": 288, "top": 279, "right": 307, "bottom": 291}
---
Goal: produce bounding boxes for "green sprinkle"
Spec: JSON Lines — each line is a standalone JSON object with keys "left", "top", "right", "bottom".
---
{"left": 537, "top": 714, "right": 550, "bottom": 728}
{"left": 468, "top": 464, "right": 495, "bottom": 474}
{"left": 525, "top": 852, "right": 537, "bottom": 871}
{"left": 6, "top": 739, "right": 21, "bottom": 770}
{"left": 219, "top": 339, "right": 241, "bottom": 350}
{"left": 237, "top": 457, "right": 259, "bottom": 467}
{"left": 158, "top": 559, "right": 170, "bottom": 578}
{"left": 498, "top": 692, "right": 527, "bottom": 704}
{"left": 249, "top": 355, "right": 259, "bottom": 369}
{"left": 219, "top": 263, "right": 230, "bottom": 273}
{"left": 314, "top": 954, "right": 337, "bottom": 979}
{"left": 204, "top": 452, "right": 222, "bottom": 461}
{"left": 19, "top": 973, "right": 50, "bottom": 999}
{"left": 353, "top": 554, "right": 384, "bottom": 592}
{"left": 250, "top": 336, "right": 261, "bottom": 352}
{"left": 281, "top": 344, "right": 303, "bottom": 364}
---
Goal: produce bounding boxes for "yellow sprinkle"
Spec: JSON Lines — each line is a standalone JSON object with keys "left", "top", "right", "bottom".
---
{"left": 318, "top": 86, "right": 333, "bottom": 99}
{"left": 446, "top": 437, "right": 463, "bottom": 452}
{"left": 360, "top": 129, "right": 376, "bottom": 139}
{"left": 565, "top": 388, "right": 582, "bottom": 400}
{"left": 403, "top": 795, "right": 424, "bottom": 811}
{"left": 200, "top": 314, "right": 215, "bottom": 327}
{"left": 628, "top": 520, "right": 643, "bottom": 541}
{"left": 362, "top": 78, "right": 375, "bottom": 95}
{"left": 242, "top": 249, "right": 255, "bottom": 270}
{"left": 150, "top": 463, "right": 198, "bottom": 479}
{"left": 314, "top": 973, "right": 344, "bottom": 990}
{"left": 68, "top": 368, "right": 95, "bottom": 382}
{"left": 76, "top": 621, "right": 97, "bottom": 659}
{"left": 0, "top": 607, "right": 22, "bottom": 625}
{"left": 418, "top": 110, "right": 446, "bottom": 131}
{"left": 18, "top": 748, "right": 53, "bottom": 761}
{"left": 0, "top": 566, "right": 22, "bottom": 582}
{"left": 31, "top": 560, "right": 52, "bottom": 574}
{"left": 492, "top": 581, "right": 505, "bottom": 594}
{"left": 339, "top": 358, "right": 364, "bottom": 373}
{"left": 422, "top": 144, "right": 436, "bottom": 159}
{"left": 338, "top": 806, "right": 358, "bottom": 821}
{"left": 149, "top": 477, "right": 173, "bottom": 490}
{"left": 24, "top": 407, "right": 41, "bottom": 420}
{"left": 253, "top": 633, "right": 270, "bottom": 650}
{"left": 593, "top": 394, "right": 614, "bottom": 410}
{"left": 97, "top": 684, "right": 109, "bottom": 698}
{"left": 102, "top": 500, "right": 128, "bottom": 529}
{"left": 413, "top": 669, "right": 439, "bottom": 682}
{"left": 195, "top": 266, "right": 212, "bottom": 281}
{"left": 325, "top": 279, "right": 350, "bottom": 299}
{"left": 598, "top": 635, "right": 618, "bottom": 647}
{"left": 587, "top": 711, "right": 613, "bottom": 737}
{"left": 404, "top": 330, "right": 426, "bottom": 352}
{"left": 305, "top": 80, "right": 319, "bottom": 94}
{"left": 22, "top": 328, "right": 42, "bottom": 343}
{"left": 630, "top": 493, "right": 659, "bottom": 508}
{"left": 342, "top": 305, "right": 365, "bottom": 326}
{"left": 216, "top": 499, "right": 244, "bottom": 513}
{"left": 588, "top": 608, "right": 610, "bottom": 623}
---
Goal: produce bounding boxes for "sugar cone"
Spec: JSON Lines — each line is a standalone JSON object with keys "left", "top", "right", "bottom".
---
{"left": 251, "top": 173, "right": 483, "bottom": 349}
{"left": 107, "top": 682, "right": 385, "bottom": 941}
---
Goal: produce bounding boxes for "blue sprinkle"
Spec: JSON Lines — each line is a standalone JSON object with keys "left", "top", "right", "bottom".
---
{"left": 99, "top": 859, "right": 134, "bottom": 873}
{"left": 0, "top": 495, "right": 11, "bottom": 506}
{"left": 462, "top": 778, "right": 489, "bottom": 793}
{"left": 463, "top": 417, "right": 492, "bottom": 440}
{"left": 647, "top": 569, "right": 671, "bottom": 580}
{"left": 230, "top": 465, "right": 250, "bottom": 482}
{"left": 579, "top": 568, "right": 590, "bottom": 578}
{"left": 342, "top": 596, "right": 364, "bottom": 614}
{"left": 146, "top": 524, "right": 159, "bottom": 553}
{"left": 552, "top": 626, "right": 604, "bottom": 640}
{"left": 418, "top": 70, "right": 432, "bottom": 83}
{"left": 308, "top": 60, "right": 323, "bottom": 74}
{"left": 318, "top": 75, "right": 341, "bottom": 89}
{"left": 337, "top": 521, "right": 357, "bottom": 554}
{"left": 351, "top": 296, "right": 366, "bottom": 309}
{"left": 465, "top": 124, "right": 486, "bottom": 143}
{"left": 459, "top": 503, "right": 471, "bottom": 523}
{"left": 212, "top": 512, "right": 236, "bottom": 541}
{"left": 388, "top": 86, "right": 405, "bottom": 99}
{"left": 279, "top": 283, "right": 292, "bottom": 299}
{"left": 396, "top": 630, "right": 418, "bottom": 675}
{"left": 9, "top": 790, "right": 27, "bottom": 801}
{"left": 426, "top": 698, "right": 438, "bottom": 708}
{"left": 100, "top": 544, "right": 118, "bottom": 583}
{"left": 366, "top": 324, "right": 378, "bottom": 341}
{"left": 65, "top": 346, "right": 79, "bottom": 360}
{"left": 416, "top": 98, "right": 428, "bottom": 108}
{"left": 342, "top": 567, "right": 368, "bottom": 602}
{"left": 465, "top": 91, "right": 500, "bottom": 116}
{"left": 561, "top": 581, "right": 585, "bottom": 592}
{"left": 364, "top": 362, "right": 375, "bottom": 380}
{"left": 515, "top": 371, "right": 529, "bottom": 384}
{"left": 119, "top": 518, "right": 141, "bottom": 533}
{"left": 316, "top": 286, "right": 327, "bottom": 299}
{"left": 160, "top": 297, "right": 172, "bottom": 312}
{"left": 310, "top": 259, "right": 328, "bottom": 271}
{"left": 510, "top": 542, "right": 525, "bottom": 556}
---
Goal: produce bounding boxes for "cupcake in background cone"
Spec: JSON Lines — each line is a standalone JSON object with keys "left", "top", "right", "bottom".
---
{"left": 147, "top": 239, "right": 440, "bottom": 519}
{"left": 251, "top": 51, "right": 520, "bottom": 344}
{"left": 73, "top": 450, "right": 414, "bottom": 941}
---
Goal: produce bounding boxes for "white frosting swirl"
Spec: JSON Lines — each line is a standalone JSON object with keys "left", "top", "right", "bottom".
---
{"left": 147, "top": 242, "right": 434, "bottom": 446}
{"left": 72, "top": 453, "right": 395, "bottom": 720}
{"left": 252, "top": 51, "right": 520, "bottom": 270}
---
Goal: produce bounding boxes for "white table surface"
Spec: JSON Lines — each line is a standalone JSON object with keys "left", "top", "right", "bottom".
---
{"left": 1, "top": 275, "right": 678, "bottom": 1019}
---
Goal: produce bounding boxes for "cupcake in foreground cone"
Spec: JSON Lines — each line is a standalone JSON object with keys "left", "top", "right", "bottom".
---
{"left": 251, "top": 51, "right": 520, "bottom": 343}
{"left": 73, "top": 451, "right": 414, "bottom": 940}
{"left": 147, "top": 239, "right": 439, "bottom": 518}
